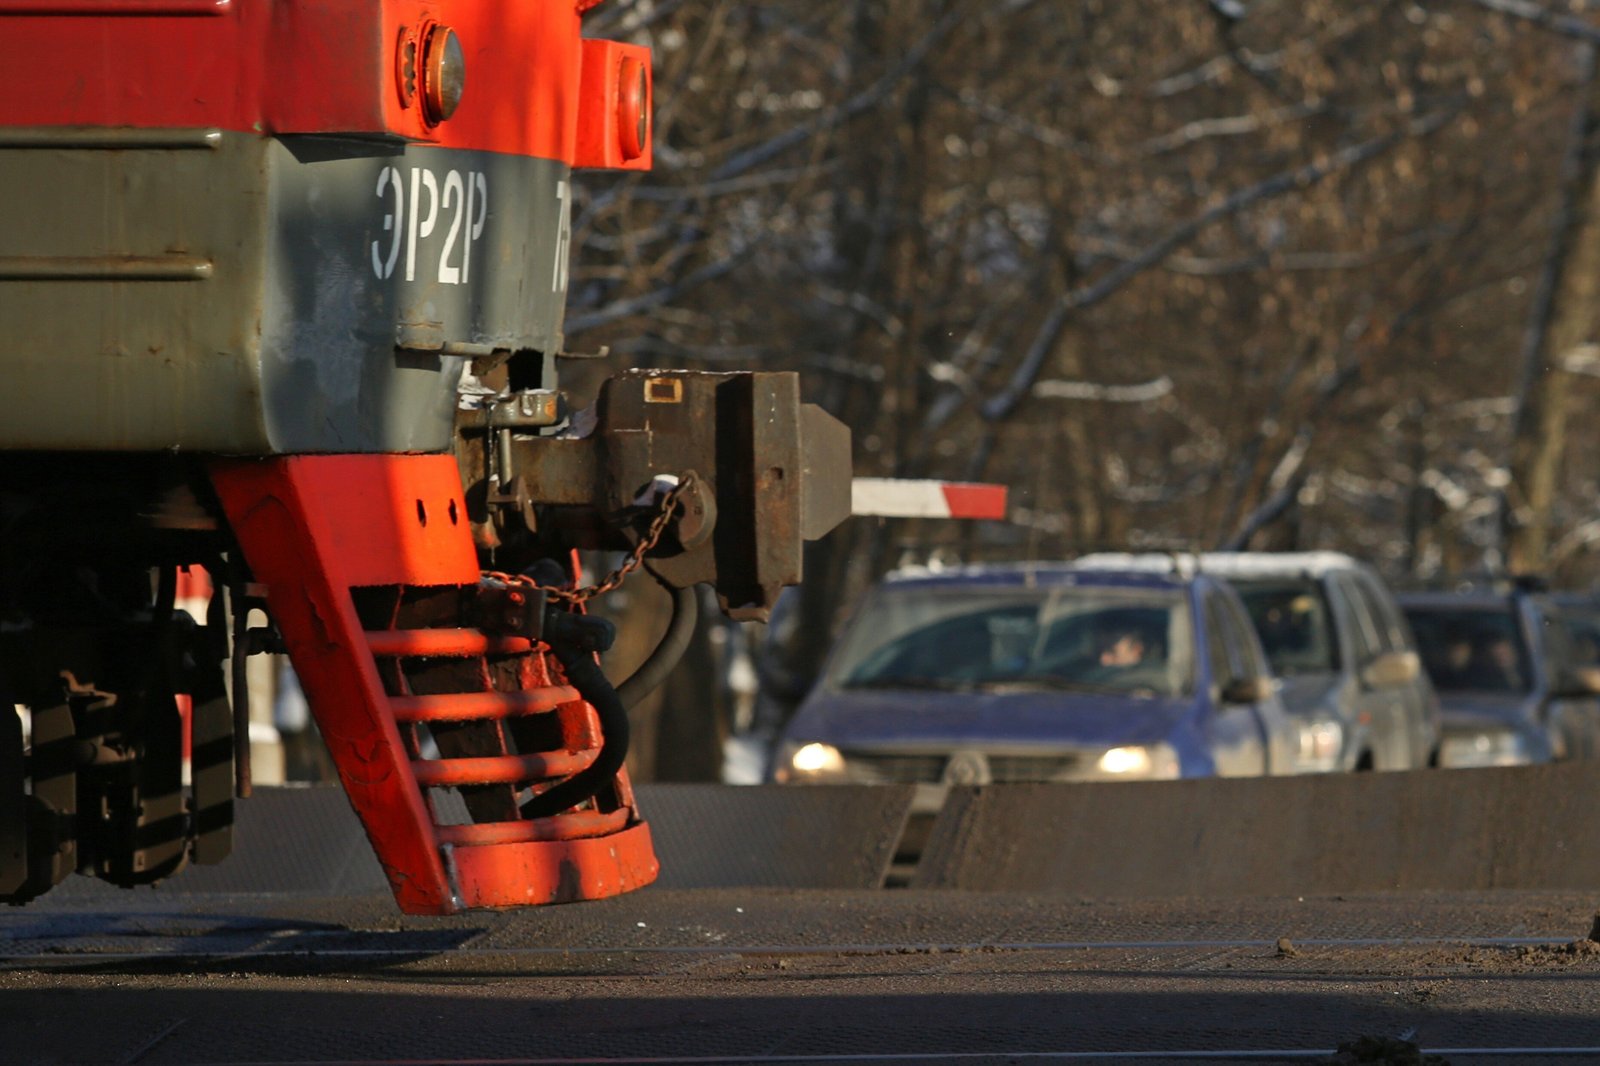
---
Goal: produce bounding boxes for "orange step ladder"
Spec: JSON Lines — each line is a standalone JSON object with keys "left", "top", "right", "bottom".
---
{"left": 211, "top": 454, "right": 658, "bottom": 914}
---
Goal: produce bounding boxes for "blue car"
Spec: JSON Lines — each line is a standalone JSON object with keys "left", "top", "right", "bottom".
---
{"left": 775, "top": 563, "right": 1296, "bottom": 805}
{"left": 1400, "top": 587, "right": 1600, "bottom": 766}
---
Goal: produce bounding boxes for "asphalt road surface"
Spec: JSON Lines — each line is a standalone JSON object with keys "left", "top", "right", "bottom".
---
{"left": 6, "top": 883, "right": 1600, "bottom": 1065}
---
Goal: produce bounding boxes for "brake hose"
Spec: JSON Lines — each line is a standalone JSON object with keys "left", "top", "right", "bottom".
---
{"left": 617, "top": 568, "right": 699, "bottom": 711}
{"left": 521, "top": 611, "right": 628, "bottom": 820}
{"left": 520, "top": 572, "right": 698, "bottom": 819}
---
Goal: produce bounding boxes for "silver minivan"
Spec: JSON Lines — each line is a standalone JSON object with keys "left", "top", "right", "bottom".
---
{"left": 1186, "top": 552, "right": 1441, "bottom": 772}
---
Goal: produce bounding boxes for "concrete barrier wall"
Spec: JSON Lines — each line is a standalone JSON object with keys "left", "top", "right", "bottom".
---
{"left": 637, "top": 783, "right": 914, "bottom": 889}
{"left": 912, "top": 764, "right": 1600, "bottom": 896}
{"left": 50, "top": 786, "right": 390, "bottom": 898}
{"left": 50, "top": 783, "right": 915, "bottom": 898}
{"left": 53, "top": 766, "right": 1599, "bottom": 901}
{"left": 170, "top": 783, "right": 916, "bottom": 894}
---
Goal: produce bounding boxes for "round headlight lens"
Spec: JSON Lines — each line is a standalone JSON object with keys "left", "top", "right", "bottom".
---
{"left": 1098, "top": 746, "right": 1153, "bottom": 775}
{"left": 618, "top": 54, "right": 649, "bottom": 161}
{"left": 1296, "top": 719, "right": 1344, "bottom": 772}
{"left": 423, "top": 25, "right": 465, "bottom": 124}
{"left": 1095, "top": 744, "right": 1181, "bottom": 779}
{"left": 790, "top": 742, "right": 845, "bottom": 776}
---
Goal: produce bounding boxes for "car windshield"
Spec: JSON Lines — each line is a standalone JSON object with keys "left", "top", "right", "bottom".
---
{"left": 1232, "top": 580, "right": 1339, "bottom": 676}
{"left": 1404, "top": 605, "right": 1531, "bottom": 694}
{"left": 1562, "top": 606, "right": 1600, "bottom": 667}
{"left": 826, "top": 583, "right": 1194, "bottom": 698}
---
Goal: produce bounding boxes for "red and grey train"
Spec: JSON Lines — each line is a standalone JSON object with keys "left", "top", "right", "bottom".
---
{"left": 0, "top": 0, "right": 849, "bottom": 913}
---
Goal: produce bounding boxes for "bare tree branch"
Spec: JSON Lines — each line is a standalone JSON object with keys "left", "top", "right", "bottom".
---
{"left": 947, "top": 87, "right": 1114, "bottom": 163}
{"left": 1146, "top": 7, "right": 1381, "bottom": 97}
{"left": 708, "top": 9, "right": 967, "bottom": 182}
{"left": 1080, "top": 223, "right": 1465, "bottom": 275}
{"left": 583, "top": 0, "right": 693, "bottom": 36}
{"left": 1218, "top": 435, "right": 1311, "bottom": 550}
{"left": 1136, "top": 102, "right": 1324, "bottom": 155}
{"left": 566, "top": 253, "right": 750, "bottom": 335}
{"left": 1458, "top": 0, "right": 1600, "bottom": 45}
{"left": 980, "top": 109, "right": 1457, "bottom": 423}
{"left": 627, "top": 162, "right": 844, "bottom": 203}
{"left": 1032, "top": 375, "right": 1174, "bottom": 402}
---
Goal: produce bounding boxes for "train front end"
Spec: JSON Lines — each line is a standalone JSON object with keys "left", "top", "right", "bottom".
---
{"left": 0, "top": 0, "right": 850, "bottom": 913}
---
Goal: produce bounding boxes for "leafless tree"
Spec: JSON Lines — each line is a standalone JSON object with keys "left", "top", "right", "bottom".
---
{"left": 568, "top": 0, "right": 1600, "bottom": 767}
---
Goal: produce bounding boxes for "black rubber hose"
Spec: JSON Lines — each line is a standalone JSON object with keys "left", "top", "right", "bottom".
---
{"left": 521, "top": 628, "right": 630, "bottom": 820}
{"left": 520, "top": 576, "right": 698, "bottom": 819}
{"left": 617, "top": 576, "right": 699, "bottom": 711}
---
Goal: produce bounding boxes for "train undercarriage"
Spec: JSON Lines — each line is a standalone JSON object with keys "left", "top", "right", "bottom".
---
{"left": 1, "top": 367, "right": 849, "bottom": 912}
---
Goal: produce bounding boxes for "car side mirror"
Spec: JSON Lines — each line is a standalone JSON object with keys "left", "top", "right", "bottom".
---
{"left": 1361, "top": 650, "right": 1419, "bottom": 689}
{"left": 1556, "top": 665, "right": 1600, "bottom": 698}
{"left": 1222, "top": 676, "right": 1275, "bottom": 704}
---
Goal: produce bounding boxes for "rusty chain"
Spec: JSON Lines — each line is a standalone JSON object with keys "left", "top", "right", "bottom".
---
{"left": 483, "top": 472, "right": 695, "bottom": 606}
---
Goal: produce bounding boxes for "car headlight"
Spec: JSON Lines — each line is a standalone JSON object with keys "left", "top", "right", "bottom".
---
{"left": 1545, "top": 706, "right": 1572, "bottom": 761}
{"left": 1295, "top": 718, "right": 1344, "bottom": 773}
{"left": 1438, "top": 730, "right": 1531, "bottom": 769}
{"left": 775, "top": 741, "right": 846, "bottom": 782}
{"left": 1095, "top": 744, "right": 1181, "bottom": 780}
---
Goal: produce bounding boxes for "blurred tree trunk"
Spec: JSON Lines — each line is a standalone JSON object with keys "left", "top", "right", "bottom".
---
{"left": 613, "top": 583, "right": 728, "bottom": 783}
{"left": 1510, "top": 45, "right": 1599, "bottom": 572}
{"left": 651, "top": 591, "right": 728, "bottom": 782}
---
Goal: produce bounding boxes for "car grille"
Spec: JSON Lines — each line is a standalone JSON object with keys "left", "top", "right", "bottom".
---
{"left": 987, "top": 754, "right": 1086, "bottom": 781}
{"left": 843, "top": 752, "right": 947, "bottom": 783}
{"left": 841, "top": 751, "right": 1088, "bottom": 783}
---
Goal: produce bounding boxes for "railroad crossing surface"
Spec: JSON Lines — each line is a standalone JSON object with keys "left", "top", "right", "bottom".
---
{"left": 7, "top": 884, "right": 1600, "bottom": 1064}
{"left": 5, "top": 781, "right": 1600, "bottom": 1065}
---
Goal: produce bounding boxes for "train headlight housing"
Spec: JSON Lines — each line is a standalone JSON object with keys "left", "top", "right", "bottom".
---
{"left": 423, "top": 25, "right": 465, "bottom": 124}
{"left": 618, "top": 54, "right": 649, "bottom": 161}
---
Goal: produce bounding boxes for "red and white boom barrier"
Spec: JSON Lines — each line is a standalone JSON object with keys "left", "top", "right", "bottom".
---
{"left": 850, "top": 479, "right": 1008, "bottom": 520}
